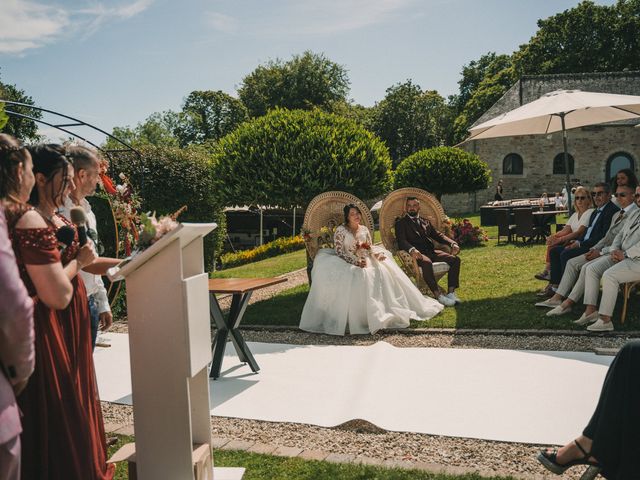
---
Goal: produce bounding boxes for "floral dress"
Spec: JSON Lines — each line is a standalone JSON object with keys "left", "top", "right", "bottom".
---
{"left": 300, "top": 224, "right": 443, "bottom": 335}
{"left": 9, "top": 209, "right": 114, "bottom": 480}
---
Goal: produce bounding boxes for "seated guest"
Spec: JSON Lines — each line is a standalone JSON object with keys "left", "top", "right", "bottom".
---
{"left": 537, "top": 184, "right": 637, "bottom": 310}
{"left": 542, "top": 186, "right": 640, "bottom": 331}
{"left": 538, "top": 340, "right": 640, "bottom": 477}
{"left": 611, "top": 168, "right": 638, "bottom": 206}
{"left": 300, "top": 204, "right": 443, "bottom": 335}
{"left": 0, "top": 134, "right": 35, "bottom": 480}
{"left": 541, "top": 183, "right": 619, "bottom": 298}
{"left": 535, "top": 186, "right": 593, "bottom": 282}
{"left": 395, "top": 197, "right": 461, "bottom": 306}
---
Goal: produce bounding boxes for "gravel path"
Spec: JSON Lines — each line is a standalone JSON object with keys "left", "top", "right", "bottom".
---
{"left": 101, "top": 400, "right": 589, "bottom": 479}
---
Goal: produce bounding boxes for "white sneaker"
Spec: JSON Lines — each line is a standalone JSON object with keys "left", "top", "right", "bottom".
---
{"left": 574, "top": 311, "right": 599, "bottom": 326}
{"left": 546, "top": 305, "right": 571, "bottom": 317}
{"left": 437, "top": 294, "right": 456, "bottom": 307}
{"left": 587, "top": 318, "right": 614, "bottom": 332}
{"left": 446, "top": 292, "right": 462, "bottom": 304}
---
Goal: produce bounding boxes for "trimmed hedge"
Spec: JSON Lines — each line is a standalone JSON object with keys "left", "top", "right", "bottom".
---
{"left": 220, "top": 236, "right": 305, "bottom": 269}
{"left": 107, "top": 145, "right": 225, "bottom": 271}
{"left": 212, "top": 108, "right": 393, "bottom": 209}
{"left": 394, "top": 146, "right": 491, "bottom": 200}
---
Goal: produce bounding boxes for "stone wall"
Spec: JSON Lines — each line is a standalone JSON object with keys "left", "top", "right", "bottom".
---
{"left": 449, "top": 125, "right": 640, "bottom": 215}
{"left": 448, "top": 71, "right": 640, "bottom": 216}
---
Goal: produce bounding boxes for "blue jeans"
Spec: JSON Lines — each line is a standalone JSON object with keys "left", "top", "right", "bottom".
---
{"left": 88, "top": 295, "right": 99, "bottom": 351}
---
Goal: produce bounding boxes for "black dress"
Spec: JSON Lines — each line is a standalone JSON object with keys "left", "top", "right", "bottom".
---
{"left": 583, "top": 340, "right": 640, "bottom": 479}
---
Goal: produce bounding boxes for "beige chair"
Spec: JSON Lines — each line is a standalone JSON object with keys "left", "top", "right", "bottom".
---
{"left": 379, "top": 187, "right": 450, "bottom": 295}
{"left": 302, "top": 191, "right": 374, "bottom": 262}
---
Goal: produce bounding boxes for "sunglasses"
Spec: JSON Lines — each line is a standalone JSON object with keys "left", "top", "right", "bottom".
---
{"left": 591, "top": 191, "right": 607, "bottom": 197}
{"left": 635, "top": 193, "right": 640, "bottom": 199}
{"left": 614, "top": 192, "right": 631, "bottom": 198}
{"left": 574, "top": 196, "right": 588, "bottom": 200}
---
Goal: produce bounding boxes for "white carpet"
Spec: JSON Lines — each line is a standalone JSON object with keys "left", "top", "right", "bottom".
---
{"left": 94, "top": 333, "right": 613, "bottom": 445}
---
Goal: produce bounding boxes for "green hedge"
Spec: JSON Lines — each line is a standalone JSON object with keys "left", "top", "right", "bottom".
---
{"left": 107, "top": 144, "right": 225, "bottom": 271}
{"left": 220, "top": 236, "right": 305, "bottom": 269}
{"left": 394, "top": 146, "right": 491, "bottom": 199}
{"left": 212, "top": 108, "right": 393, "bottom": 209}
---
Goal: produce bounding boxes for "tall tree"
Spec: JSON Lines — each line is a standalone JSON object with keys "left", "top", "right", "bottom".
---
{"left": 238, "top": 51, "right": 350, "bottom": 117}
{"left": 372, "top": 81, "right": 453, "bottom": 167}
{"left": 175, "top": 90, "right": 247, "bottom": 147}
{"left": 0, "top": 72, "right": 42, "bottom": 141}
{"left": 513, "top": 0, "right": 640, "bottom": 75}
{"left": 451, "top": 0, "right": 640, "bottom": 142}
{"left": 105, "top": 111, "right": 180, "bottom": 150}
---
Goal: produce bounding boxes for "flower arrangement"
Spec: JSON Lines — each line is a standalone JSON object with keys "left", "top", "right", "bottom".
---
{"left": 301, "top": 225, "right": 337, "bottom": 249}
{"left": 97, "top": 159, "right": 142, "bottom": 257}
{"left": 451, "top": 218, "right": 488, "bottom": 247}
{"left": 441, "top": 215, "right": 454, "bottom": 238}
{"left": 355, "top": 240, "right": 371, "bottom": 256}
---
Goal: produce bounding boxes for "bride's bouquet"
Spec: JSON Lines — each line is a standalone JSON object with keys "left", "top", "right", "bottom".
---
{"left": 355, "top": 240, "right": 372, "bottom": 261}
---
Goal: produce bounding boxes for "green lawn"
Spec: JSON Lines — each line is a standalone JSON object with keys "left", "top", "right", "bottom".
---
{"left": 108, "top": 436, "right": 514, "bottom": 479}
{"left": 238, "top": 213, "right": 640, "bottom": 331}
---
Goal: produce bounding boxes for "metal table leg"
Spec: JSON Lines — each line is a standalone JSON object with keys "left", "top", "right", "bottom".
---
{"left": 209, "top": 291, "right": 259, "bottom": 379}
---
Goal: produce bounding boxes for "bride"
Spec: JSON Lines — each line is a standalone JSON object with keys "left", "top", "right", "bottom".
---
{"left": 299, "top": 204, "right": 443, "bottom": 335}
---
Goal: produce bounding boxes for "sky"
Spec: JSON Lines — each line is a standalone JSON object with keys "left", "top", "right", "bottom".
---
{"left": 0, "top": 0, "right": 617, "bottom": 145}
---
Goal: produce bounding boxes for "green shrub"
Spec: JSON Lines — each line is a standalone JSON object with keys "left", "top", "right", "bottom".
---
{"left": 220, "top": 236, "right": 305, "bottom": 269}
{"left": 394, "top": 146, "right": 491, "bottom": 200}
{"left": 212, "top": 108, "right": 393, "bottom": 208}
{"left": 107, "top": 145, "right": 225, "bottom": 271}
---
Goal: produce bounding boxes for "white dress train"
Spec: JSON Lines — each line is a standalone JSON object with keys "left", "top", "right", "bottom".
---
{"left": 299, "top": 224, "right": 443, "bottom": 335}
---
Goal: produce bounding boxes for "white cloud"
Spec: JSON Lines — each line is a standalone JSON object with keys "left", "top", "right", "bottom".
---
{"left": 0, "top": 0, "right": 154, "bottom": 55}
{"left": 278, "top": 0, "right": 414, "bottom": 35}
{"left": 79, "top": 0, "right": 154, "bottom": 21}
{"left": 205, "top": 12, "right": 239, "bottom": 34}
{"left": 0, "top": 0, "right": 69, "bottom": 54}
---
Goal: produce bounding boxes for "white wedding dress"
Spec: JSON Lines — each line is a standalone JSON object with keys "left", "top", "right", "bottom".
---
{"left": 299, "top": 224, "right": 443, "bottom": 335}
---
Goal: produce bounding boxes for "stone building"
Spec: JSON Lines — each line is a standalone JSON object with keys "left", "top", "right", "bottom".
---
{"left": 442, "top": 71, "right": 640, "bottom": 214}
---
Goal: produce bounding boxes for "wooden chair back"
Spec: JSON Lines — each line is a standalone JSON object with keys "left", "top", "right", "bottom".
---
{"left": 302, "top": 191, "right": 374, "bottom": 261}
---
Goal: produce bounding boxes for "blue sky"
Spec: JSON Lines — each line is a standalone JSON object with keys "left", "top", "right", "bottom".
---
{"left": 1, "top": 0, "right": 616, "bottom": 145}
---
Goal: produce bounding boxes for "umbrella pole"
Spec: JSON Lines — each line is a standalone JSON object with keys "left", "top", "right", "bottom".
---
{"left": 560, "top": 114, "right": 572, "bottom": 213}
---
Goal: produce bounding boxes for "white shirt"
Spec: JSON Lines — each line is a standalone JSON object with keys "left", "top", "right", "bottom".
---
{"left": 567, "top": 208, "right": 593, "bottom": 232}
{"left": 59, "top": 196, "right": 111, "bottom": 315}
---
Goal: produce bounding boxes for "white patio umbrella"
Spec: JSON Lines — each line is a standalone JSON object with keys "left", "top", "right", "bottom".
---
{"left": 466, "top": 89, "right": 640, "bottom": 211}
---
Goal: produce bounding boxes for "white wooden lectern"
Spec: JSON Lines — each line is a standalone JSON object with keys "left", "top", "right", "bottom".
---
{"left": 109, "top": 223, "right": 217, "bottom": 479}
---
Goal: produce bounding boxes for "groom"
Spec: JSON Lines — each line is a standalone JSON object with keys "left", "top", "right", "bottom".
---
{"left": 395, "top": 197, "right": 462, "bottom": 307}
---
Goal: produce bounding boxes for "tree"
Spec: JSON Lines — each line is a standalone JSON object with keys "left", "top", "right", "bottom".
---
{"left": 451, "top": 63, "right": 516, "bottom": 143}
{"left": 238, "top": 51, "right": 350, "bottom": 117}
{"left": 105, "top": 111, "right": 180, "bottom": 150}
{"left": 450, "top": 1, "right": 640, "bottom": 143}
{"left": 212, "top": 108, "right": 392, "bottom": 209}
{"left": 371, "top": 81, "right": 454, "bottom": 167}
{"left": 512, "top": 0, "right": 640, "bottom": 75}
{"left": 394, "top": 147, "right": 491, "bottom": 200}
{"left": 174, "top": 90, "right": 247, "bottom": 147}
{"left": 0, "top": 73, "right": 42, "bottom": 141}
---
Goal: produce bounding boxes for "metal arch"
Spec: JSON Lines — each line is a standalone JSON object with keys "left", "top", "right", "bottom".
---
{"left": 0, "top": 99, "right": 142, "bottom": 161}
{"left": 1, "top": 99, "right": 141, "bottom": 304}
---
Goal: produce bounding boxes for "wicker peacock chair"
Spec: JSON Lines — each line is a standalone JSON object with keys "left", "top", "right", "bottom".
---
{"left": 379, "top": 187, "right": 450, "bottom": 294}
{"left": 302, "top": 191, "right": 374, "bottom": 262}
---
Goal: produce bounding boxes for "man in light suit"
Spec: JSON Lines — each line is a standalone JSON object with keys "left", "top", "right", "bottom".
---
{"left": 547, "top": 186, "right": 640, "bottom": 331}
{"left": 538, "top": 184, "right": 638, "bottom": 312}
{"left": 548, "top": 182, "right": 619, "bottom": 288}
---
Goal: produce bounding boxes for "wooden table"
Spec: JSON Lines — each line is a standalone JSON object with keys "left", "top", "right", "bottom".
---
{"left": 532, "top": 210, "right": 568, "bottom": 242}
{"left": 208, "top": 277, "right": 287, "bottom": 379}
